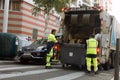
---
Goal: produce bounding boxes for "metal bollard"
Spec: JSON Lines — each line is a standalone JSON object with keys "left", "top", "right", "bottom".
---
{"left": 114, "top": 38, "right": 120, "bottom": 80}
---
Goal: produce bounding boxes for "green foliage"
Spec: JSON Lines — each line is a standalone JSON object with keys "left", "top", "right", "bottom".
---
{"left": 33, "top": 0, "right": 71, "bottom": 15}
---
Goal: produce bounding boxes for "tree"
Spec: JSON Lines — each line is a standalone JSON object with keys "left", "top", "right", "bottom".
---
{"left": 33, "top": 0, "right": 73, "bottom": 15}
{"left": 32, "top": 0, "right": 76, "bottom": 36}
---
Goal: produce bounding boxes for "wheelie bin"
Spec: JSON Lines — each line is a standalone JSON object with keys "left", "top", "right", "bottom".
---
{"left": 60, "top": 43, "right": 86, "bottom": 68}
{"left": 0, "top": 33, "right": 18, "bottom": 59}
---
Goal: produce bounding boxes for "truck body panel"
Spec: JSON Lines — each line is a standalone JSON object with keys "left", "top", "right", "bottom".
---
{"left": 110, "top": 17, "right": 120, "bottom": 50}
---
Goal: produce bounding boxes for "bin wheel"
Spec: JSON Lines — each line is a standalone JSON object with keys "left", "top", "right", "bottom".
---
{"left": 62, "top": 64, "right": 69, "bottom": 68}
{"left": 62, "top": 64, "right": 65, "bottom": 68}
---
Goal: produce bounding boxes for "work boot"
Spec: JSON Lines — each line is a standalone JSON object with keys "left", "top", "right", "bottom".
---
{"left": 45, "top": 66, "right": 53, "bottom": 69}
{"left": 94, "top": 71, "right": 99, "bottom": 74}
{"left": 86, "top": 70, "right": 91, "bottom": 74}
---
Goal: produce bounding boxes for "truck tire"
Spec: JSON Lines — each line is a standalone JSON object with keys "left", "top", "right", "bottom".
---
{"left": 103, "top": 51, "right": 114, "bottom": 70}
{"left": 103, "top": 62, "right": 110, "bottom": 70}
{"left": 98, "top": 64, "right": 103, "bottom": 70}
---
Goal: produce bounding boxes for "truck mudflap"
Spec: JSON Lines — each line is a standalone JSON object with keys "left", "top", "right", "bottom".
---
{"left": 59, "top": 43, "right": 86, "bottom": 68}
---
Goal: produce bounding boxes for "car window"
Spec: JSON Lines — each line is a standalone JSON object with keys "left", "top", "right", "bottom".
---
{"left": 31, "top": 40, "right": 41, "bottom": 45}
{"left": 40, "top": 39, "right": 47, "bottom": 44}
{"left": 31, "top": 39, "right": 47, "bottom": 45}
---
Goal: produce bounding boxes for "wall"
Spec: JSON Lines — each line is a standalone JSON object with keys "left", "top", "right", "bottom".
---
{"left": 0, "top": 10, "right": 22, "bottom": 34}
{"left": 0, "top": 0, "right": 61, "bottom": 40}
{"left": 20, "top": 1, "right": 60, "bottom": 39}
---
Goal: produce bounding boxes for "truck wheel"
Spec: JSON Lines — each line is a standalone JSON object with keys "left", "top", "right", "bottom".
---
{"left": 103, "top": 55, "right": 112, "bottom": 70}
{"left": 102, "top": 62, "right": 110, "bottom": 70}
{"left": 98, "top": 64, "right": 103, "bottom": 70}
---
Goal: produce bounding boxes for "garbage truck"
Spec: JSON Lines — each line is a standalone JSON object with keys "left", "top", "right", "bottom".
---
{"left": 60, "top": 6, "right": 120, "bottom": 70}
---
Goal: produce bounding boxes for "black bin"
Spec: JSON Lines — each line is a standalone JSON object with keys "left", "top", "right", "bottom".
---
{"left": 60, "top": 43, "right": 86, "bottom": 67}
{"left": 0, "top": 33, "right": 18, "bottom": 59}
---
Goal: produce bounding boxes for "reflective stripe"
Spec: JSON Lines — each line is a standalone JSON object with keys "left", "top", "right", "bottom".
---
{"left": 86, "top": 38, "right": 98, "bottom": 54}
{"left": 87, "top": 47, "right": 97, "bottom": 48}
{"left": 87, "top": 39, "right": 97, "bottom": 48}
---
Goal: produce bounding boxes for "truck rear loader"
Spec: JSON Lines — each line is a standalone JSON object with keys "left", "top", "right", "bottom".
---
{"left": 60, "top": 6, "right": 120, "bottom": 70}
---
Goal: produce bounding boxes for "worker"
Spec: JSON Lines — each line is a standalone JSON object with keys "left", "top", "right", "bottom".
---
{"left": 45, "top": 29, "right": 57, "bottom": 69}
{"left": 95, "top": 33, "right": 101, "bottom": 41}
{"left": 86, "top": 34, "right": 98, "bottom": 74}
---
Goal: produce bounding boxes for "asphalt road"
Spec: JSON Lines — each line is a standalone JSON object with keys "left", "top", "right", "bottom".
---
{"left": 0, "top": 60, "right": 118, "bottom": 80}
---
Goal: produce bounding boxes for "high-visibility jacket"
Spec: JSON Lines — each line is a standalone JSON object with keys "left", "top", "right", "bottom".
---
{"left": 47, "top": 34, "right": 57, "bottom": 53}
{"left": 47, "top": 34, "right": 57, "bottom": 43}
{"left": 86, "top": 38, "right": 98, "bottom": 54}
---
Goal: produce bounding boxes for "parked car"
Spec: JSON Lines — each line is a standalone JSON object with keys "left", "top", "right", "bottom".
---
{"left": 18, "top": 39, "right": 31, "bottom": 49}
{"left": 15, "top": 38, "right": 48, "bottom": 64}
{"left": 17, "top": 36, "right": 32, "bottom": 51}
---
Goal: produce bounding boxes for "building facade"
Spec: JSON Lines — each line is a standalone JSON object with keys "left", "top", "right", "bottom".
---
{"left": 0, "top": 0, "right": 61, "bottom": 40}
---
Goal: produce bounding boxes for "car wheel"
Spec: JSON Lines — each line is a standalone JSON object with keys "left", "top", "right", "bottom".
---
{"left": 102, "top": 56, "right": 111, "bottom": 70}
{"left": 41, "top": 58, "right": 46, "bottom": 65}
{"left": 20, "top": 58, "right": 28, "bottom": 64}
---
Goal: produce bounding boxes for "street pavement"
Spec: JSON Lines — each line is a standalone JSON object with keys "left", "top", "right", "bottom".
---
{"left": 0, "top": 60, "right": 119, "bottom": 80}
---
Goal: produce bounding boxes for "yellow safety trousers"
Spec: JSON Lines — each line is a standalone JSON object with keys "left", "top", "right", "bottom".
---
{"left": 86, "top": 57, "right": 98, "bottom": 72}
{"left": 45, "top": 48, "right": 53, "bottom": 67}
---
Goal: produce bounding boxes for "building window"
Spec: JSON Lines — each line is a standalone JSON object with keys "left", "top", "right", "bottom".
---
{"left": 56, "top": 17, "right": 59, "bottom": 27}
{"left": 9, "top": 0, "right": 20, "bottom": 11}
{"left": 0, "top": 0, "right": 4, "bottom": 10}
{"left": 0, "top": 0, "right": 2, "bottom": 9}
{"left": 0, "top": 0, "right": 20, "bottom": 11}
{"left": 32, "top": 28, "right": 38, "bottom": 39}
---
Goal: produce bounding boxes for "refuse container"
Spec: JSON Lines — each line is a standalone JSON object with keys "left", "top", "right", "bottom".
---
{"left": 0, "top": 33, "right": 18, "bottom": 59}
{"left": 60, "top": 43, "right": 86, "bottom": 67}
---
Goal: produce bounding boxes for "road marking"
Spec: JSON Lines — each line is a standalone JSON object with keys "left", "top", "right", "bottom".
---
{"left": 111, "top": 77, "right": 114, "bottom": 80}
{"left": 0, "top": 66, "right": 39, "bottom": 71}
{"left": 0, "top": 69, "right": 60, "bottom": 79}
{"left": 0, "top": 60, "right": 14, "bottom": 63}
{"left": 0, "top": 65, "right": 12, "bottom": 68}
{"left": 110, "top": 72, "right": 120, "bottom": 80}
{"left": 46, "top": 72, "right": 85, "bottom": 80}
